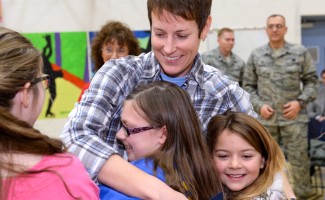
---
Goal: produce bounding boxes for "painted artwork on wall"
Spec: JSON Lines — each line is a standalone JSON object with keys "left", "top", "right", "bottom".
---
{"left": 23, "top": 30, "right": 151, "bottom": 119}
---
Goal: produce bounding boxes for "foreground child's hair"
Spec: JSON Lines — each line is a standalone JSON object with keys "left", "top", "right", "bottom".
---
{"left": 126, "top": 81, "right": 221, "bottom": 200}
{"left": 207, "top": 111, "right": 287, "bottom": 200}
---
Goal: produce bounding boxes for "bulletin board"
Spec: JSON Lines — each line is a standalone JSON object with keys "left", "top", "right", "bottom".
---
{"left": 206, "top": 28, "right": 269, "bottom": 62}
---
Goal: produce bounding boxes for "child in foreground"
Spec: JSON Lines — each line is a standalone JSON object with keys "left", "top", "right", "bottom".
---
{"left": 100, "top": 81, "right": 222, "bottom": 200}
{"left": 0, "top": 27, "right": 99, "bottom": 200}
{"left": 207, "top": 111, "right": 296, "bottom": 200}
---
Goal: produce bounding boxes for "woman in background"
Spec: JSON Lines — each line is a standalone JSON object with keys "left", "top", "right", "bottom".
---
{"left": 0, "top": 27, "right": 99, "bottom": 200}
{"left": 78, "top": 20, "right": 141, "bottom": 101}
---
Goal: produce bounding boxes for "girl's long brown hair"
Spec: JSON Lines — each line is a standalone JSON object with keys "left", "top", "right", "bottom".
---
{"left": 125, "top": 81, "right": 222, "bottom": 200}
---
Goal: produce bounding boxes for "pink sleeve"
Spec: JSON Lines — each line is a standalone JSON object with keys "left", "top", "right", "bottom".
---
{"left": 4, "top": 153, "right": 99, "bottom": 200}
{"left": 58, "top": 153, "right": 100, "bottom": 199}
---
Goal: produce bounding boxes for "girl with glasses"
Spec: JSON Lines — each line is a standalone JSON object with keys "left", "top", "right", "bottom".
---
{"left": 99, "top": 81, "right": 222, "bottom": 200}
{"left": 0, "top": 27, "right": 99, "bottom": 200}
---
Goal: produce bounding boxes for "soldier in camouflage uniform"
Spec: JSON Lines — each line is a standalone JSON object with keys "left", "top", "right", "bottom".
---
{"left": 243, "top": 14, "right": 319, "bottom": 199}
{"left": 202, "top": 27, "right": 245, "bottom": 86}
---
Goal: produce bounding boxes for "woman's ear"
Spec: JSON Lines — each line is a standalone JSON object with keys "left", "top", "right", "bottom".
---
{"left": 200, "top": 15, "right": 212, "bottom": 41}
{"left": 260, "top": 157, "right": 266, "bottom": 169}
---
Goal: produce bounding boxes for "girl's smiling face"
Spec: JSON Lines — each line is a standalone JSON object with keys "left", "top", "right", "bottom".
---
{"left": 213, "top": 129, "right": 265, "bottom": 191}
{"left": 116, "top": 100, "right": 166, "bottom": 161}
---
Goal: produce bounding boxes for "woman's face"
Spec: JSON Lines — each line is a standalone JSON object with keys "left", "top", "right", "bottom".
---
{"left": 151, "top": 10, "right": 210, "bottom": 77}
{"left": 213, "top": 129, "right": 265, "bottom": 192}
{"left": 116, "top": 100, "right": 166, "bottom": 161}
{"left": 101, "top": 40, "right": 129, "bottom": 62}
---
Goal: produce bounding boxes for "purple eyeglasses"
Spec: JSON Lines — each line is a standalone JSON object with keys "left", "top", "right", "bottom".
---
{"left": 121, "top": 124, "right": 160, "bottom": 136}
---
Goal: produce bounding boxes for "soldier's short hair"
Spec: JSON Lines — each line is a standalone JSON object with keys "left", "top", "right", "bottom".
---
{"left": 217, "top": 27, "right": 234, "bottom": 38}
{"left": 267, "top": 14, "right": 286, "bottom": 25}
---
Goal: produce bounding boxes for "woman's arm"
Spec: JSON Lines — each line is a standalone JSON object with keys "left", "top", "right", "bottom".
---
{"left": 98, "top": 154, "right": 186, "bottom": 200}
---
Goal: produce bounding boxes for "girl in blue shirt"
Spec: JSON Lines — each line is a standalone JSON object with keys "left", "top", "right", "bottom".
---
{"left": 100, "top": 81, "right": 222, "bottom": 200}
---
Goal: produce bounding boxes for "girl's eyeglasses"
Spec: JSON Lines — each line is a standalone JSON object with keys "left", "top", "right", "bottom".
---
{"left": 121, "top": 124, "right": 160, "bottom": 136}
{"left": 30, "top": 74, "right": 50, "bottom": 90}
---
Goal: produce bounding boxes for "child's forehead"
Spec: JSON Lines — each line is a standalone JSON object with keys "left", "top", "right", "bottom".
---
{"left": 217, "top": 130, "right": 253, "bottom": 146}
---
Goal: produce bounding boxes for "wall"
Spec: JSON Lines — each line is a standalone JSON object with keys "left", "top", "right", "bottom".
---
{"left": 201, "top": 0, "right": 300, "bottom": 54}
{"left": 3, "top": 0, "right": 325, "bottom": 137}
{"left": 300, "top": 0, "right": 325, "bottom": 16}
{"left": 2, "top": 0, "right": 149, "bottom": 32}
{"left": 3, "top": 0, "right": 320, "bottom": 53}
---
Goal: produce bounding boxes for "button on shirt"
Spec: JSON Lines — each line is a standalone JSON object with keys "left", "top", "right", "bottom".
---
{"left": 61, "top": 51, "right": 256, "bottom": 180}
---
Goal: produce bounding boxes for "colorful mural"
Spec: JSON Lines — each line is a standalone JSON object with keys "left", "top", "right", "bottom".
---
{"left": 23, "top": 30, "right": 151, "bottom": 119}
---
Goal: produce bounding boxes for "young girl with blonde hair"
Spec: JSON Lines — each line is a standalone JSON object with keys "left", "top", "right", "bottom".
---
{"left": 207, "top": 111, "right": 296, "bottom": 200}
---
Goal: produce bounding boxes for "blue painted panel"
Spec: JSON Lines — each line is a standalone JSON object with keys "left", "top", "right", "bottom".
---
{"left": 302, "top": 21, "right": 325, "bottom": 78}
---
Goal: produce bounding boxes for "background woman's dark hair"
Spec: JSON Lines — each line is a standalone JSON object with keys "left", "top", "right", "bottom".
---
{"left": 125, "top": 81, "right": 221, "bottom": 200}
{"left": 91, "top": 20, "right": 141, "bottom": 71}
{"left": 0, "top": 27, "right": 75, "bottom": 199}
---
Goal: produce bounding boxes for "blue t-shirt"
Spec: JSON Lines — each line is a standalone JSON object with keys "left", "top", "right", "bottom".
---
{"left": 211, "top": 192, "right": 224, "bottom": 200}
{"left": 99, "top": 158, "right": 165, "bottom": 200}
{"left": 99, "top": 158, "right": 223, "bottom": 200}
{"left": 160, "top": 72, "right": 188, "bottom": 87}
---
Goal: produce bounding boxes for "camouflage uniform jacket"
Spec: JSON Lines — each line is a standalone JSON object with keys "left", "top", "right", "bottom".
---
{"left": 243, "top": 42, "right": 319, "bottom": 126}
{"left": 202, "top": 47, "right": 245, "bottom": 86}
